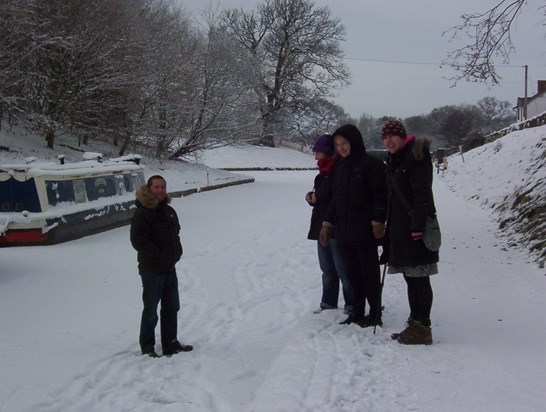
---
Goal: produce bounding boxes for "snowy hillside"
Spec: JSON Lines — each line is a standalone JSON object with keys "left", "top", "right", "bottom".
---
{"left": 442, "top": 124, "right": 546, "bottom": 267}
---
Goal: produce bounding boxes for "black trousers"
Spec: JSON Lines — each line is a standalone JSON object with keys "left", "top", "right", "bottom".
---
{"left": 342, "top": 243, "right": 381, "bottom": 320}
{"left": 404, "top": 275, "right": 433, "bottom": 326}
{"left": 139, "top": 269, "right": 180, "bottom": 352}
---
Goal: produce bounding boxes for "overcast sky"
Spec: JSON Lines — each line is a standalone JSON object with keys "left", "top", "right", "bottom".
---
{"left": 180, "top": 0, "right": 545, "bottom": 119}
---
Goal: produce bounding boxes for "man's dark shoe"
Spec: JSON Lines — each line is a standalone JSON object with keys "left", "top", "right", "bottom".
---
{"left": 357, "top": 315, "right": 383, "bottom": 328}
{"left": 163, "top": 341, "right": 193, "bottom": 356}
{"left": 142, "top": 349, "right": 160, "bottom": 358}
{"left": 339, "top": 314, "right": 362, "bottom": 325}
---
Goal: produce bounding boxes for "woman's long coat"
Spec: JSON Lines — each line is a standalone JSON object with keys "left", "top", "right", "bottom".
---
{"left": 385, "top": 138, "right": 439, "bottom": 267}
{"left": 325, "top": 125, "right": 387, "bottom": 246}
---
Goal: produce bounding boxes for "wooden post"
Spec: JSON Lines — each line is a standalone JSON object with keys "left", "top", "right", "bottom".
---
{"left": 523, "top": 65, "right": 529, "bottom": 120}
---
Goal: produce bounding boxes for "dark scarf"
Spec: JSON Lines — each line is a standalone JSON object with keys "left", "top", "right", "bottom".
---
{"left": 317, "top": 157, "right": 337, "bottom": 175}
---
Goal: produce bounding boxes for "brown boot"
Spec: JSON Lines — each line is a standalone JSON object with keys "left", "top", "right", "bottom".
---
{"left": 391, "top": 318, "right": 414, "bottom": 340}
{"left": 396, "top": 321, "right": 433, "bottom": 345}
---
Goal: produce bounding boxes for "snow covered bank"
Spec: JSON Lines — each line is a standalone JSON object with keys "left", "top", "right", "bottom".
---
{"left": 442, "top": 124, "right": 546, "bottom": 267}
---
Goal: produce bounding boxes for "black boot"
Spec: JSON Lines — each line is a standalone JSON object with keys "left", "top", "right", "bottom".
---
{"left": 357, "top": 315, "right": 383, "bottom": 328}
{"left": 339, "top": 313, "right": 363, "bottom": 325}
{"left": 163, "top": 340, "right": 193, "bottom": 356}
{"left": 142, "top": 348, "right": 160, "bottom": 358}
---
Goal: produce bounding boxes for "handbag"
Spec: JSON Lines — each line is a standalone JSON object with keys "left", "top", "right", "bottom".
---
{"left": 389, "top": 175, "right": 441, "bottom": 252}
{"left": 422, "top": 215, "right": 441, "bottom": 251}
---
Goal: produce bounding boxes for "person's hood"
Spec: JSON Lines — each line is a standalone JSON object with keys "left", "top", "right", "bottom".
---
{"left": 333, "top": 124, "right": 366, "bottom": 157}
{"left": 135, "top": 184, "right": 171, "bottom": 209}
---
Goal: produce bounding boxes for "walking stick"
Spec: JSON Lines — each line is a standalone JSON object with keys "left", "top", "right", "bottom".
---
{"left": 374, "top": 263, "right": 388, "bottom": 334}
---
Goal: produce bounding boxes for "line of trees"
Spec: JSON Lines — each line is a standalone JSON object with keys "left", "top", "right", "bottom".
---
{"left": 357, "top": 96, "right": 515, "bottom": 151}
{"left": 0, "top": 0, "right": 352, "bottom": 159}
{"left": 1, "top": 0, "right": 522, "bottom": 159}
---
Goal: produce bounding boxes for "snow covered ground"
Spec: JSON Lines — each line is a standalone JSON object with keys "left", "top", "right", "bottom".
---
{"left": 0, "top": 126, "right": 545, "bottom": 412}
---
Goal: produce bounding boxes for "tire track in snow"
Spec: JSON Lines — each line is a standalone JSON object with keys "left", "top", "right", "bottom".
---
{"left": 244, "top": 313, "right": 424, "bottom": 412}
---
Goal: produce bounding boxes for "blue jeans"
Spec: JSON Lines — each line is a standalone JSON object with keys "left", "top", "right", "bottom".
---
{"left": 139, "top": 269, "right": 180, "bottom": 352}
{"left": 317, "top": 239, "right": 354, "bottom": 311}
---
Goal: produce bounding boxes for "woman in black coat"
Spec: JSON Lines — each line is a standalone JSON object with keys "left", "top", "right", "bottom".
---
{"left": 382, "top": 120, "right": 439, "bottom": 345}
{"left": 320, "top": 124, "right": 387, "bottom": 328}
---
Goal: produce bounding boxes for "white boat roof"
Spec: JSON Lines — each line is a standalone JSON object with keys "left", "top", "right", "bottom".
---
{"left": 0, "top": 153, "right": 143, "bottom": 178}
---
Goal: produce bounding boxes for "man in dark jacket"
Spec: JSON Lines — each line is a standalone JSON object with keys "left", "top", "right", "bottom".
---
{"left": 130, "top": 175, "right": 193, "bottom": 357}
{"left": 320, "top": 124, "right": 387, "bottom": 328}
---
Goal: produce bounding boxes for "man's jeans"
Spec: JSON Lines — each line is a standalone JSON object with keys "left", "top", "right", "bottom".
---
{"left": 317, "top": 238, "right": 354, "bottom": 311}
{"left": 139, "top": 269, "right": 180, "bottom": 352}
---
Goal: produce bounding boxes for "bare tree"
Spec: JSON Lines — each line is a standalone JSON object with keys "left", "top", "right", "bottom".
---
{"left": 222, "top": 0, "right": 350, "bottom": 146}
{"left": 442, "top": 0, "right": 545, "bottom": 85}
{"left": 477, "top": 96, "right": 515, "bottom": 130}
{"left": 168, "top": 13, "right": 262, "bottom": 159}
{"left": 286, "top": 98, "right": 350, "bottom": 150}
{"left": 0, "top": 0, "right": 145, "bottom": 149}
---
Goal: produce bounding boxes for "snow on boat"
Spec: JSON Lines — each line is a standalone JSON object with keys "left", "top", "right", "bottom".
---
{"left": 0, "top": 152, "right": 145, "bottom": 246}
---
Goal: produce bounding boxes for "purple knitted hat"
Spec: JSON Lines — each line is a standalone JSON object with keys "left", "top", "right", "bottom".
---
{"left": 312, "top": 134, "right": 334, "bottom": 155}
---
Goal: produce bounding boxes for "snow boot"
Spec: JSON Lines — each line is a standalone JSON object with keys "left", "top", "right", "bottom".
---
{"left": 314, "top": 303, "right": 338, "bottom": 314}
{"left": 396, "top": 321, "right": 433, "bottom": 345}
{"left": 391, "top": 317, "right": 414, "bottom": 340}
{"left": 163, "top": 341, "right": 193, "bottom": 356}
{"left": 339, "top": 313, "right": 362, "bottom": 325}
{"left": 357, "top": 315, "right": 383, "bottom": 328}
{"left": 142, "top": 349, "right": 160, "bottom": 358}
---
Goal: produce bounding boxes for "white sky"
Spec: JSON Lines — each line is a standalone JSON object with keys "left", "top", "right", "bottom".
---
{"left": 180, "top": 0, "right": 546, "bottom": 118}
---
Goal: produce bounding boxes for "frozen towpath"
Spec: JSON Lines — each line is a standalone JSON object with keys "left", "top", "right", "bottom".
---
{"left": 1, "top": 170, "right": 545, "bottom": 412}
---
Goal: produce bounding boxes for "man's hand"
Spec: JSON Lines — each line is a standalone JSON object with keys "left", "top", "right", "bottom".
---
{"left": 319, "top": 222, "right": 333, "bottom": 247}
{"left": 372, "top": 221, "right": 385, "bottom": 239}
{"left": 411, "top": 231, "right": 423, "bottom": 240}
{"left": 305, "top": 191, "right": 316, "bottom": 205}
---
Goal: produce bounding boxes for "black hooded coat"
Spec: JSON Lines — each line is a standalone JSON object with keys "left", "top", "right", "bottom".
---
{"left": 325, "top": 124, "right": 387, "bottom": 245}
{"left": 385, "top": 138, "right": 439, "bottom": 267}
{"left": 130, "top": 185, "right": 183, "bottom": 273}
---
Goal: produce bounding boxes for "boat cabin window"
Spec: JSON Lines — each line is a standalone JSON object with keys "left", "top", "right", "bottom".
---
{"left": 0, "top": 177, "right": 41, "bottom": 212}
{"left": 85, "top": 176, "right": 116, "bottom": 201}
{"left": 73, "top": 179, "right": 87, "bottom": 203}
{"left": 123, "top": 174, "right": 134, "bottom": 193}
{"left": 131, "top": 172, "right": 145, "bottom": 190}
{"left": 46, "top": 180, "right": 76, "bottom": 206}
{"left": 41, "top": 170, "right": 144, "bottom": 207}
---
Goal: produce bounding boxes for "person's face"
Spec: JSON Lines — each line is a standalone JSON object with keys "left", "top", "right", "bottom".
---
{"left": 149, "top": 178, "right": 167, "bottom": 201}
{"left": 335, "top": 136, "right": 351, "bottom": 158}
{"left": 383, "top": 134, "right": 405, "bottom": 154}
{"left": 314, "top": 152, "right": 328, "bottom": 160}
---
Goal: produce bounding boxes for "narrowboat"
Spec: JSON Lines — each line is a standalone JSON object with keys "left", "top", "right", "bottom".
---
{"left": 0, "top": 153, "right": 145, "bottom": 246}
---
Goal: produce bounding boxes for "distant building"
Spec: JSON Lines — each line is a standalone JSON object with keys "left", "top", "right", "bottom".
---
{"left": 515, "top": 80, "right": 546, "bottom": 122}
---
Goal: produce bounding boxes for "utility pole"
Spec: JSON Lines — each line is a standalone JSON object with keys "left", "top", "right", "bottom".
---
{"left": 523, "top": 65, "right": 529, "bottom": 120}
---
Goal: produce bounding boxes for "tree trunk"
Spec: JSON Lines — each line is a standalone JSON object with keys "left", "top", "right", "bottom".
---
{"left": 45, "top": 126, "right": 55, "bottom": 149}
{"left": 258, "top": 134, "right": 275, "bottom": 147}
{"left": 118, "top": 133, "right": 131, "bottom": 156}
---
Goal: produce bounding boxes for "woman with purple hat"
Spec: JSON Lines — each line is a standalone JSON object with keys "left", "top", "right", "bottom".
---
{"left": 306, "top": 134, "right": 354, "bottom": 315}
